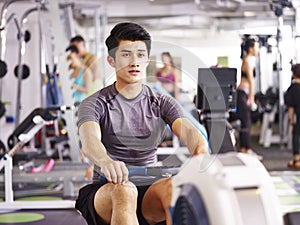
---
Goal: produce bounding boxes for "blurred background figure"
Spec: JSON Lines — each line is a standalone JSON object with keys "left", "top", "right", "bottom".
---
{"left": 69, "top": 35, "right": 103, "bottom": 95}
{"left": 236, "top": 37, "right": 262, "bottom": 160}
{"left": 285, "top": 64, "right": 300, "bottom": 169}
{"left": 66, "top": 44, "right": 93, "bottom": 178}
{"left": 66, "top": 44, "right": 92, "bottom": 104}
{"left": 156, "top": 52, "right": 180, "bottom": 99}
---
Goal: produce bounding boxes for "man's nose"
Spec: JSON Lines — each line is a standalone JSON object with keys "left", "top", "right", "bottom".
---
{"left": 129, "top": 55, "right": 140, "bottom": 67}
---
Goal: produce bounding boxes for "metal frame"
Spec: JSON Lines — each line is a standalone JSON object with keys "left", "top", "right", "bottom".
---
{"left": 0, "top": 109, "right": 75, "bottom": 211}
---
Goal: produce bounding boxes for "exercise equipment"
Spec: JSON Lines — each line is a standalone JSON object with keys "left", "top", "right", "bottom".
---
{"left": 197, "top": 67, "right": 237, "bottom": 154}
{"left": 0, "top": 139, "right": 6, "bottom": 156}
{"left": 171, "top": 152, "right": 284, "bottom": 225}
{"left": 13, "top": 64, "right": 30, "bottom": 79}
{"left": 270, "top": 0, "right": 294, "bottom": 148}
{"left": 0, "top": 0, "right": 33, "bottom": 99}
{"left": 0, "top": 59, "right": 7, "bottom": 78}
{"left": 0, "top": 99, "right": 5, "bottom": 118}
{"left": 7, "top": 107, "right": 55, "bottom": 149}
{"left": 0, "top": 0, "right": 16, "bottom": 80}
{"left": 257, "top": 88, "right": 291, "bottom": 148}
{"left": 120, "top": 152, "right": 284, "bottom": 225}
{"left": 0, "top": 161, "right": 90, "bottom": 197}
{"left": 0, "top": 106, "right": 75, "bottom": 211}
{"left": 17, "top": 29, "right": 31, "bottom": 43}
{"left": 7, "top": 105, "right": 72, "bottom": 151}
{"left": 14, "top": 5, "right": 45, "bottom": 127}
{"left": 0, "top": 100, "right": 6, "bottom": 156}
{"left": 0, "top": 1, "right": 22, "bottom": 129}
{"left": 284, "top": 211, "right": 300, "bottom": 225}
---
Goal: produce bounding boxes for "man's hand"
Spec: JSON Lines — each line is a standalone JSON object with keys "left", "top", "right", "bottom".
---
{"left": 100, "top": 160, "right": 129, "bottom": 184}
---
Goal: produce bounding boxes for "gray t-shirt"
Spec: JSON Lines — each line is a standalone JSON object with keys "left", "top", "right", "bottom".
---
{"left": 77, "top": 83, "right": 184, "bottom": 176}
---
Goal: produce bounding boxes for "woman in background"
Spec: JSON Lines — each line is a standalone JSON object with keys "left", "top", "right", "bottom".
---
{"left": 236, "top": 37, "right": 262, "bottom": 160}
{"left": 66, "top": 45, "right": 92, "bottom": 104}
{"left": 156, "top": 52, "right": 180, "bottom": 99}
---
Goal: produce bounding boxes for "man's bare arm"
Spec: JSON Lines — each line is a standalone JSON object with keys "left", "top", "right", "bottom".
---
{"left": 171, "top": 118, "right": 208, "bottom": 155}
{"left": 79, "top": 121, "right": 128, "bottom": 183}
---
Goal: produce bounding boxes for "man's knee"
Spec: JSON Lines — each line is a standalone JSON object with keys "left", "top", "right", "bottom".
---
{"left": 110, "top": 182, "right": 138, "bottom": 202}
{"left": 94, "top": 182, "right": 138, "bottom": 223}
{"left": 155, "top": 178, "right": 173, "bottom": 205}
{"left": 142, "top": 178, "right": 173, "bottom": 223}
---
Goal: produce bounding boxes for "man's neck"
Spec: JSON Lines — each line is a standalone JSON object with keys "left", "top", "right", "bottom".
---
{"left": 115, "top": 81, "right": 143, "bottom": 99}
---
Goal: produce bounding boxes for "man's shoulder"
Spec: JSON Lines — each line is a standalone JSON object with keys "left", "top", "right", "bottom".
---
{"left": 97, "top": 84, "right": 116, "bottom": 99}
{"left": 142, "top": 84, "right": 165, "bottom": 99}
{"left": 83, "top": 84, "right": 115, "bottom": 103}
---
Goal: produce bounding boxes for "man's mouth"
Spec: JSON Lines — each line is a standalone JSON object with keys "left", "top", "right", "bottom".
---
{"left": 129, "top": 70, "right": 140, "bottom": 75}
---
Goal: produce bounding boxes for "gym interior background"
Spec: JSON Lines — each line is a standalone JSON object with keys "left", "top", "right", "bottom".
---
{"left": 0, "top": 0, "right": 300, "bottom": 224}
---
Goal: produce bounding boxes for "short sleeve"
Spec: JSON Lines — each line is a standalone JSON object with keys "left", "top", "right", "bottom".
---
{"left": 284, "top": 85, "right": 295, "bottom": 108}
{"left": 159, "top": 95, "right": 185, "bottom": 126}
{"left": 77, "top": 92, "right": 104, "bottom": 129}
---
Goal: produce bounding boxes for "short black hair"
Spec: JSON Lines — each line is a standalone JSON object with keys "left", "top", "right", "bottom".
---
{"left": 292, "top": 64, "right": 300, "bottom": 78}
{"left": 65, "top": 44, "right": 79, "bottom": 53}
{"left": 105, "top": 22, "right": 151, "bottom": 58}
{"left": 70, "top": 35, "right": 85, "bottom": 43}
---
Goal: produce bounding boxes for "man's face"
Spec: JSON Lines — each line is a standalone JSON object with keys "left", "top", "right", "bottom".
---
{"left": 109, "top": 40, "right": 149, "bottom": 84}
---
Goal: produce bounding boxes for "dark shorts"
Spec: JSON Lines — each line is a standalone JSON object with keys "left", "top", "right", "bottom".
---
{"left": 75, "top": 179, "right": 166, "bottom": 225}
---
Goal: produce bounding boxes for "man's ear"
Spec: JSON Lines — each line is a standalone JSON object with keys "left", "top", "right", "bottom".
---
{"left": 107, "top": 56, "right": 116, "bottom": 68}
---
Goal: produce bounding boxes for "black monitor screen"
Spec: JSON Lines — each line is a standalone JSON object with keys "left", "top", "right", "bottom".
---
{"left": 197, "top": 67, "right": 237, "bottom": 112}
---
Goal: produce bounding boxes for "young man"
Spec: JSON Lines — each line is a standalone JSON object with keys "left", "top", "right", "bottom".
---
{"left": 75, "top": 22, "right": 208, "bottom": 225}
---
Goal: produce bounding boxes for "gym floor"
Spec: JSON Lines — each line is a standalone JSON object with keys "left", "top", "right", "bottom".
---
{"left": 249, "top": 123, "right": 293, "bottom": 172}
{"left": 0, "top": 209, "right": 88, "bottom": 225}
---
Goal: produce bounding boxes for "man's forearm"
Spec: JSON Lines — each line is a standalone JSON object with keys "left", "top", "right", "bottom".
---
{"left": 185, "top": 126, "right": 208, "bottom": 155}
{"left": 172, "top": 118, "right": 208, "bottom": 155}
{"left": 79, "top": 121, "right": 112, "bottom": 167}
{"left": 81, "top": 135, "right": 111, "bottom": 167}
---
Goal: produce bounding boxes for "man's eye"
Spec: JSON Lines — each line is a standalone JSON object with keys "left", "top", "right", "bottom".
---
{"left": 138, "top": 53, "right": 145, "bottom": 57}
{"left": 122, "top": 53, "right": 130, "bottom": 57}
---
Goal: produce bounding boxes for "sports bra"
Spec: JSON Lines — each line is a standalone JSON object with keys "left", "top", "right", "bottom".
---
{"left": 241, "top": 69, "right": 256, "bottom": 78}
{"left": 156, "top": 72, "right": 175, "bottom": 83}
